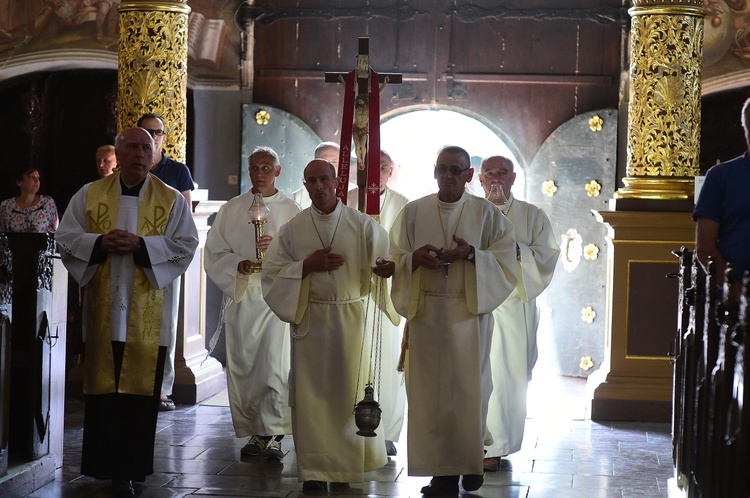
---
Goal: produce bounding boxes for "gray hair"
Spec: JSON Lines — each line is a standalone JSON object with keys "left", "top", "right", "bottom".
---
{"left": 249, "top": 146, "right": 280, "bottom": 166}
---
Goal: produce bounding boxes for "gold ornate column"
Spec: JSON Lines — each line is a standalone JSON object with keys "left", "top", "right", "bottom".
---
{"left": 117, "top": 0, "right": 189, "bottom": 162}
{"left": 616, "top": 0, "right": 704, "bottom": 202}
{"left": 588, "top": 0, "right": 704, "bottom": 421}
{"left": 117, "top": 1, "right": 226, "bottom": 404}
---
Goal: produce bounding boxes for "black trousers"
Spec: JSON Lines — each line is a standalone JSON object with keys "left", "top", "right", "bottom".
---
{"left": 81, "top": 341, "right": 166, "bottom": 482}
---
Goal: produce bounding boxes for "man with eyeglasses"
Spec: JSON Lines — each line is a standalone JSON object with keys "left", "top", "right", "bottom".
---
{"left": 478, "top": 155, "right": 559, "bottom": 472}
{"left": 136, "top": 113, "right": 195, "bottom": 411}
{"left": 389, "top": 145, "right": 518, "bottom": 495}
{"left": 205, "top": 146, "right": 300, "bottom": 462}
{"left": 137, "top": 114, "right": 194, "bottom": 206}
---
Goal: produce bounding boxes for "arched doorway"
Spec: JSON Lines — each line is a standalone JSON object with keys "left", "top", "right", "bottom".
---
{"left": 380, "top": 107, "right": 525, "bottom": 201}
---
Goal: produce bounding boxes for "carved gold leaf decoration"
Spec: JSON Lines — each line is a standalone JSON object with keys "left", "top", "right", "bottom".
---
{"left": 588, "top": 115, "right": 603, "bottom": 132}
{"left": 581, "top": 306, "right": 596, "bottom": 324}
{"left": 580, "top": 356, "right": 595, "bottom": 371}
{"left": 118, "top": 9, "right": 189, "bottom": 162}
{"left": 585, "top": 180, "right": 602, "bottom": 197}
{"left": 583, "top": 243, "right": 599, "bottom": 261}
{"left": 626, "top": 13, "right": 702, "bottom": 178}
{"left": 256, "top": 110, "right": 270, "bottom": 125}
{"left": 130, "top": 70, "right": 162, "bottom": 105}
{"left": 542, "top": 180, "right": 558, "bottom": 197}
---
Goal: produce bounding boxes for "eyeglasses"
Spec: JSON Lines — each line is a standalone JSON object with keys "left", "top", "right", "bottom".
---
{"left": 435, "top": 165, "right": 470, "bottom": 176}
{"left": 144, "top": 129, "right": 166, "bottom": 137}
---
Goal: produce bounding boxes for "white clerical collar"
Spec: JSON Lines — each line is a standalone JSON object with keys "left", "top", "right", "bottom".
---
{"left": 499, "top": 193, "right": 514, "bottom": 214}
{"left": 436, "top": 191, "right": 467, "bottom": 207}
{"left": 252, "top": 188, "right": 279, "bottom": 201}
{"left": 312, "top": 198, "right": 341, "bottom": 215}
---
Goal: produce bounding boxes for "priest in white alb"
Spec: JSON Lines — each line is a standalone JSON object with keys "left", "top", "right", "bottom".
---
{"left": 204, "top": 146, "right": 301, "bottom": 462}
{"left": 346, "top": 149, "right": 409, "bottom": 455}
{"left": 389, "top": 145, "right": 517, "bottom": 496}
{"left": 56, "top": 127, "right": 198, "bottom": 497}
{"left": 262, "top": 159, "right": 398, "bottom": 492}
{"left": 289, "top": 141, "right": 353, "bottom": 209}
{"left": 478, "top": 155, "right": 560, "bottom": 471}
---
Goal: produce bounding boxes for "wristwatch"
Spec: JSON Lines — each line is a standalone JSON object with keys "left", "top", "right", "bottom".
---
{"left": 467, "top": 245, "right": 475, "bottom": 261}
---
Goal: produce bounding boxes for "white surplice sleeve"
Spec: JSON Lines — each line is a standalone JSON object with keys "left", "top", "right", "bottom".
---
{"left": 389, "top": 203, "right": 421, "bottom": 321}
{"left": 204, "top": 202, "right": 254, "bottom": 302}
{"left": 261, "top": 221, "right": 310, "bottom": 325}
{"left": 140, "top": 192, "right": 198, "bottom": 290}
{"left": 515, "top": 204, "right": 560, "bottom": 303}
{"left": 56, "top": 184, "right": 102, "bottom": 286}
{"left": 360, "top": 214, "right": 400, "bottom": 326}
{"left": 466, "top": 199, "right": 518, "bottom": 315}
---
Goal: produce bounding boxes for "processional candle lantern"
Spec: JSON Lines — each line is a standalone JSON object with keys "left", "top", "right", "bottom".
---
{"left": 487, "top": 183, "right": 508, "bottom": 206}
{"left": 246, "top": 193, "right": 270, "bottom": 273}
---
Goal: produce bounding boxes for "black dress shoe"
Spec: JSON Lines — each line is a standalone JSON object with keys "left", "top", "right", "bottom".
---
{"left": 461, "top": 474, "right": 484, "bottom": 492}
{"left": 302, "top": 480, "right": 327, "bottom": 491}
{"left": 112, "top": 479, "right": 135, "bottom": 497}
{"left": 385, "top": 440, "right": 397, "bottom": 456}
{"left": 420, "top": 475, "right": 459, "bottom": 495}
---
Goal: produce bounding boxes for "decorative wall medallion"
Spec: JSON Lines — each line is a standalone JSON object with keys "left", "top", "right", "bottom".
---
{"left": 560, "top": 228, "right": 583, "bottom": 272}
{"left": 588, "top": 115, "right": 603, "bottom": 132}
{"left": 256, "top": 109, "right": 270, "bottom": 125}
{"left": 581, "top": 306, "right": 596, "bottom": 324}
{"left": 542, "top": 180, "right": 558, "bottom": 197}
{"left": 579, "top": 356, "right": 595, "bottom": 371}
{"left": 583, "top": 243, "right": 600, "bottom": 261}
{"left": 585, "top": 180, "right": 602, "bottom": 197}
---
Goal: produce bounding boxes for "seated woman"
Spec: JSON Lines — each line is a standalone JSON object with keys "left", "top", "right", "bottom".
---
{"left": 0, "top": 166, "right": 58, "bottom": 233}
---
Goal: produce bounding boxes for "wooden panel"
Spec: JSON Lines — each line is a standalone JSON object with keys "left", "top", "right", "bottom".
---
{"left": 252, "top": 0, "right": 622, "bottom": 169}
{"left": 627, "top": 262, "right": 679, "bottom": 358}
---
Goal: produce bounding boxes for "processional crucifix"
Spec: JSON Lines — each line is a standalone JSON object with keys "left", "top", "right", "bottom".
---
{"left": 325, "top": 38, "right": 402, "bottom": 217}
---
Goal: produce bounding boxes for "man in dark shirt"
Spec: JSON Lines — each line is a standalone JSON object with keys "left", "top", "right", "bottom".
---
{"left": 136, "top": 113, "right": 195, "bottom": 410}
{"left": 137, "top": 113, "right": 194, "bottom": 204}
{"left": 694, "top": 98, "right": 750, "bottom": 290}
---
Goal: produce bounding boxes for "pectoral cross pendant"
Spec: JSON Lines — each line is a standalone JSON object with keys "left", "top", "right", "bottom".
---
{"left": 436, "top": 248, "right": 449, "bottom": 278}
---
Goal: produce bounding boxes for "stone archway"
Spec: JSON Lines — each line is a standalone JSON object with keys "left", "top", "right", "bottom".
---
{"left": 380, "top": 106, "right": 525, "bottom": 201}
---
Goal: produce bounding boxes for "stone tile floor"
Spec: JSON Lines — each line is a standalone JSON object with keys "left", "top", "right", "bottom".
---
{"left": 28, "top": 373, "right": 674, "bottom": 497}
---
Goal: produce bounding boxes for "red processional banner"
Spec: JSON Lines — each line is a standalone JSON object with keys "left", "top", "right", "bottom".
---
{"left": 335, "top": 69, "right": 381, "bottom": 217}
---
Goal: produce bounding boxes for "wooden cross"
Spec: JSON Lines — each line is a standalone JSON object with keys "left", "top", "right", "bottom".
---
{"left": 325, "top": 37, "right": 402, "bottom": 213}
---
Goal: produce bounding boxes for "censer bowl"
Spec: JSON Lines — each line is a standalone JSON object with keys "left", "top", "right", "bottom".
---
{"left": 353, "top": 385, "right": 381, "bottom": 437}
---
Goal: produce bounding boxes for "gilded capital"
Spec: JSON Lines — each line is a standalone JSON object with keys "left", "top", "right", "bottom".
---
{"left": 117, "top": 0, "right": 191, "bottom": 163}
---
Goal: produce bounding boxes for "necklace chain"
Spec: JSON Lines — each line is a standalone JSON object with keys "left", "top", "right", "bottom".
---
{"left": 310, "top": 206, "right": 344, "bottom": 249}
{"left": 437, "top": 200, "right": 466, "bottom": 250}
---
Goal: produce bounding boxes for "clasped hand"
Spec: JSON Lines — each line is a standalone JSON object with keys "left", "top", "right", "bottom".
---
{"left": 256, "top": 234, "right": 272, "bottom": 253}
{"left": 102, "top": 229, "right": 140, "bottom": 255}
{"left": 371, "top": 257, "right": 395, "bottom": 278}
{"left": 413, "top": 235, "right": 471, "bottom": 270}
{"left": 305, "top": 247, "right": 345, "bottom": 274}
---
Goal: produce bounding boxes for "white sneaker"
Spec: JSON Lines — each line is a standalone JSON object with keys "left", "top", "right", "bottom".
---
{"left": 240, "top": 435, "right": 268, "bottom": 456}
{"left": 265, "top": 438, "right": 284, "bottom": 463}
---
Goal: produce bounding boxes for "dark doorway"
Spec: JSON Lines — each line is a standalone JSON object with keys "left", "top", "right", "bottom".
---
{"left": 0, "top": 69, "right": 118, "bottom": 214}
